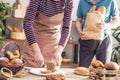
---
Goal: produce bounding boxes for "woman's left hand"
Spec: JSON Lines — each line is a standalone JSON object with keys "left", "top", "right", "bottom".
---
{"left": 52, "top": 45, "right": 64, "bottom": 66}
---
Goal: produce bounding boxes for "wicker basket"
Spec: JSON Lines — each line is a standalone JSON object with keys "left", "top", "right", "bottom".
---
{"left": 10, "top": 32, "right": 26, "bottom": 40}
{"left": 0, "top": 42, "right": 24, "bottom": 75}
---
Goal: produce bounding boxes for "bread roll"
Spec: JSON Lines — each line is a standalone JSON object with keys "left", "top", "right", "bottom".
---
{"left": 10, "top": 58, "right": 23, "bottom": 64}
{"left": 74, "top": 67, "right": 89, "bottom": 76}
{"left": 46, "top": 72, "right": 65, "bottom": 80}
{"left": 6, "top": 50, "right": 14, "bottom": 59}
{"left": 13, "top": 27, "right": 21, "bottom": 32}
{"left": 13, "top": 50, "right": 20, "bottom": 58}
{"left": 0, "top": 57, "right": 9, "bottom": 64}
{"left": 91, "top": 60, "right": 104, "bottom": 68}
{"left": 104, "top": 62, "right": 119, "bottom": 70}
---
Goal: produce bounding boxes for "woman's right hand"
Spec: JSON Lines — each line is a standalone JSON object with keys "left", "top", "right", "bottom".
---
{"left": 31, "top": 43, "right": 44, "bottom": 67}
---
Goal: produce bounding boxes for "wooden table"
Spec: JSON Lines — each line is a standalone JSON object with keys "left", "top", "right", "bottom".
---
{"left": 11, "top": 67, "right": 91, "bottom": 80}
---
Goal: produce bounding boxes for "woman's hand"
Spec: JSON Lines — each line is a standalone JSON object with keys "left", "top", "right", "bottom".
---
{"left": 31, "top": 43, "right": 44, "bottom": 67}
{"left": 34, "top": 49, "right": 44, "bottom": 67}
{"left": 52, "top": 45, "right": 63, "bottom": 66}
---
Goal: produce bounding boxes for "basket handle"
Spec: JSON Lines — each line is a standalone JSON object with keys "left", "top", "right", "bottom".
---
{"left": 0, "top": 42, "right": 21, "bottom": 58}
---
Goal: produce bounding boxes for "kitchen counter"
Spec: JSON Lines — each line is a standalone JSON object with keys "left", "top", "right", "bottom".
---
{"left": 11, "top": 67, "right": 91, "bottom": 80}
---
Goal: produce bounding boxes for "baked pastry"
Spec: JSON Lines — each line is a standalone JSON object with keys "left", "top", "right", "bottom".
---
{"left": 6, "top": 50, "right": 14, "bottom": 59}
{"left": 74, "top": 67, "right": 89, "bottom": 76}
{"left": 13, "top": 50, "right": 20, "bottom": 58}
{"left": 46, "top": 72, "right": 65, "bottom": 80}
{"left": 13, "top": 27, "right": 21, "bottom": 32}
{"left": 91, "top": 60, "right": 104, "bottom": 68}
{"left": 97, "top": 6, "right": 106, "bottom": 14}
{"left": 0, "top": 57, "right": 9, "bottom": 65}
{"left": 104, "top": 62, "right": 119, "bottom": 70}
{"left": 10, "top": 58, "right": 23, "bottom": 64}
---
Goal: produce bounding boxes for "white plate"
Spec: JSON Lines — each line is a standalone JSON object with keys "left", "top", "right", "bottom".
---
{"left": 29, "top": 68, "right": 50, "bottom": 76}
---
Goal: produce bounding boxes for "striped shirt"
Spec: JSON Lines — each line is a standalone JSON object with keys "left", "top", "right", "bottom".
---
{"left": 23, "top": 0, "right": 73, "bottom": 47}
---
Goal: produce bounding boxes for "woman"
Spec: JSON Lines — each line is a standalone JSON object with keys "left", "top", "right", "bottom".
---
{"left": 23, "top": 0, "right": 73, "bottom": 68}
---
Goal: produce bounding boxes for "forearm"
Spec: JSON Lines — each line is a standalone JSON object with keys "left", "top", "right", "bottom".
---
{"left": 105, "top": 16, "right": 120, "bottom": 28}
{"left": 23, "top": 0, "right": 39, "bottom": 45}
{"left": 59, "top": 0, "right": 73, "bottom": 47}
{"left": 58, "top": 45, "right": 64, "bottom": 54}
{"left": 30, "top": 43, "right": 41, "bottom": 54}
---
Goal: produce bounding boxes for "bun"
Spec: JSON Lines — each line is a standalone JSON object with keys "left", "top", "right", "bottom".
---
{"left": 6, "top": 50, "right": 14, "bottom": 59}
{"left": 13, "top": 50, "right": 20, "bottom": 58}
{"left": 10, "top": 58, "right": 23, "bottom": 64}
{"left": 91, "top": 60, "right": 104, "bottom": 68}
{"left": 13, "top": 27, "right": 21, "bottom": 32}
{"left": 74, "top": 67, "right": 89, "bottom": 76}
{"left": 46, "top": 72, "right": 65, "bottom": 80}
{"left": 104, "top": 62, "right": 119, "bottom": 70}
{"left": 0, "top": 57, "right": 9, "bottom": 64}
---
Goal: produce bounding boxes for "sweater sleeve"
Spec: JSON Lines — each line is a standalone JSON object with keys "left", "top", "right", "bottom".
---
{"left": 23, "top": 0, "right": 39, "bottom": 45}
{"left": 59, "top": 0, "right": 73, "bottom": 47}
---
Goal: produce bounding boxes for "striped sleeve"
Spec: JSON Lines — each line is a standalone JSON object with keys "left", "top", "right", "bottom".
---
{"left": 23, "top": 0, "right": 39, "bottom": 45}
{"left": 59, "top": 0, "right": 73, "bottom": 47}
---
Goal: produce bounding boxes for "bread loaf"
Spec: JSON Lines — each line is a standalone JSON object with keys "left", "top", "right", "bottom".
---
{"left": 46, "top": 72, "right": 65, "bottom": 80}
{"left": 91, "top": 60, "right": 104, "bottom": 68}
{"left": 104, "top": 62, "right": 119, "bottom": 70}
{"left": 0, "top": 57, "right": 9, "bottom": 64}
{"left": 6, "top": 50, "right": 14, "bottom": 59}
{"left": 13, "top": 27, "right": 21, "bottom": 32}
{"left": 97, "top": 6, "right": 106, "bottom": 14}
{"left": 10, "top": 58, "right": 23, "bottom": 64}
{"left": 13, "top": 50, "right": 20, "bottom": 58}
{"left": 74, "top": 67, "right": 89, "bottom": 76}
{"left": 83, "top": 6, "right": 106, "bottom": 40}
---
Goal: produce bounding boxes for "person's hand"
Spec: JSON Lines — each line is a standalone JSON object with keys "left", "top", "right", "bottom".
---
{"left": 34, "top": 49, "right": 44, "bottom": 67}
{"left": 52, "top": 45, "right": 63, "bottom": 66}
{"left": 79, "top": 31, "right": 92, "bottom": 40}
{"left": 95, "top": 21, "right": 106, "bottom": 30}
{"left": 31, "top": 43, "right": 44, "bottom": 67}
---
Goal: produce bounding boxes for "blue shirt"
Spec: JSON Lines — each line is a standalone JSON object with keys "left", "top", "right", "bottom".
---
{"left": 77, "top": 0, "right": 119, "bottom": 28}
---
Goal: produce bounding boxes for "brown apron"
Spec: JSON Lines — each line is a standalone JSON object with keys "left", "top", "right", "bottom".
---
{"left": 23, "top": 12, "right": 64, "bottom": 67}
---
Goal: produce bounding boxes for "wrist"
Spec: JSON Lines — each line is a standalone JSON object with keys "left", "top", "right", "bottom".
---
{"left": 56, "top": 45, "right": 64, "bottom": 55}
{"left": 31, "top": 43, "right": 41, "bottom": 53}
